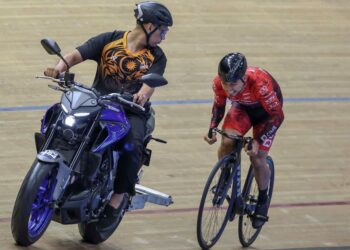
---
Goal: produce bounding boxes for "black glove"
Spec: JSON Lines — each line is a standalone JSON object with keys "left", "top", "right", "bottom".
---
{"left": 207, "top": 128, "right": 216, "bottom": 139}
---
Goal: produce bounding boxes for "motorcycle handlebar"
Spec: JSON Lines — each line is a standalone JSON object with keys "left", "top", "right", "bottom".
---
{"left": 99, "top": 93, "right": 146, "bottom": 112}
{"left": 36, "top": 75, "right": 146, "bottom": 112}
{"left": 36, "top": 75, "right": 64, "bottom": 84}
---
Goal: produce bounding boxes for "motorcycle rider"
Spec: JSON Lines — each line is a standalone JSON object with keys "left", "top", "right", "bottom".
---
{"left": 44, "top": 1, "right": 173, "bottom": 228}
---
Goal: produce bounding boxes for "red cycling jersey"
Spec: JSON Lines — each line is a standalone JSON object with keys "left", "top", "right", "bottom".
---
{"left": 210, "top": 66, "right": 284, "bottom": 151}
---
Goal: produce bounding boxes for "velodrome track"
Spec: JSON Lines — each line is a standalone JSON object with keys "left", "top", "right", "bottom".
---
{"left": 0, "top": 1, "right": 349, "bottom": 249}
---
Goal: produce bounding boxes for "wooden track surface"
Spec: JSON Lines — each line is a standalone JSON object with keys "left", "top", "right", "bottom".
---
{"left": 1, "top": 1, "right": 350, "bottom": 249}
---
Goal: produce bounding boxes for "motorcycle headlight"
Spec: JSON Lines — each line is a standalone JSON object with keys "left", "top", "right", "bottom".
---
{"left": 64, "top": 115, "right": 76, "bottom": 127}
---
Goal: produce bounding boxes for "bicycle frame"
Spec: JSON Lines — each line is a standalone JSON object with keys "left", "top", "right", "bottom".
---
{"left": 214, "top": 129, "right": 254, "bottom": 217}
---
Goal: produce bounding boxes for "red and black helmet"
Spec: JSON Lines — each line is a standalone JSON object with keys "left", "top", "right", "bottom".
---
{"left": 134, "top": 1, "right": 173, "bottom": 27}
{"left": 218, "top": 52, "right": 247, "bottom": 82}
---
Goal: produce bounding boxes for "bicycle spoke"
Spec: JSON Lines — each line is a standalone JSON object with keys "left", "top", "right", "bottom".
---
{"left": 203, "top": 207, "right": 217, "bottom": 242}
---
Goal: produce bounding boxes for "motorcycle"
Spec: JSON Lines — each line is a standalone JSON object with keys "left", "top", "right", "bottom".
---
{"left": 11, "top": 38, "right": 173, "bottom": 246}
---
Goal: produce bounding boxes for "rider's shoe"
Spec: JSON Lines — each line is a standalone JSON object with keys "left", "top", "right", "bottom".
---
{"left": 252, "top": 197, "right": 270, "bottom": 229}
{"left": 98, "top": 196, "right": 128, "bottom": 230}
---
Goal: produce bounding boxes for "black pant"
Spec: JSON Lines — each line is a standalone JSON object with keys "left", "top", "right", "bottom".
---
{"left": 113, "top": 111, "right": 147, "bottom": 195}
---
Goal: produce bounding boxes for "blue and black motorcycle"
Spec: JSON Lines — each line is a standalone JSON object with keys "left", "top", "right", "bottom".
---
{"left": 11, "top": 39, "right": 173, "bottom": 246}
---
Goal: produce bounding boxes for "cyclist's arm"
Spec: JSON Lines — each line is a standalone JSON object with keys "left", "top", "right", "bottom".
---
{"left": 210, "top": 76, "right": 227, "bottom": 129}
{"left": 254, "top": 78, "right": 284, "bottom": 144}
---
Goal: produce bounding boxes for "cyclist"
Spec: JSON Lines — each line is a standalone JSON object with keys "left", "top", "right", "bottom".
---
{"left": 204, "top": 52, "right": 284, "bottom": 228}
{"left": 44, "top": 1, "right": 173, "bottom": 228}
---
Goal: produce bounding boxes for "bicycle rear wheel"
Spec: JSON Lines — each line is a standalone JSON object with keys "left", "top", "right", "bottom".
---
{"left": 196, "top": 156, "right": 235, "bottom": 249}
{"left": 238, "top": 156, "right": 275, "bottom": 247}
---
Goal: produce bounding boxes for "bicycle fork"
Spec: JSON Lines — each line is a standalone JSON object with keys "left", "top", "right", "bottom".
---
{"left": 229, "top": 163, "right": 246, "bottom": 221}
{"left": 212, "top": 163, "right": 234, "bottom": 206}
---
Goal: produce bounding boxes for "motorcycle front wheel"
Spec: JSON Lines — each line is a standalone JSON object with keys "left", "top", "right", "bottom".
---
{"left": 11, "top": 160, "right": 57, "bottom": 246}
{"left": 78, "top": 195, "right": 128, "bottom": 244}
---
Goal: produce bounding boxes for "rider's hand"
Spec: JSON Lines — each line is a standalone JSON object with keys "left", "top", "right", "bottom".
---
{"left": 244, "top": 139, "right": 259, "bottom": 156}
{"left": 133, "top": 92, "right": 149, "bottom": 106}
{"left": 44, "top": 68, "right": 59, "bottom": 78}
{"left": 204, "top": 128, "right": 217, "bottom": 145}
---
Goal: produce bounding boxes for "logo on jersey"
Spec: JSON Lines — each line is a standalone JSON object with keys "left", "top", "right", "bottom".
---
{"left": 260, "top": 125, "right": 277, "bottom": 147}
{"left": 260, "top": 134, "right": 274, "bottom": 148}
{"left": 259, "top": 85, "right": 268, "bottom": 95}
{"left": 100, "top": 35, "right": 154, "bottom": 83}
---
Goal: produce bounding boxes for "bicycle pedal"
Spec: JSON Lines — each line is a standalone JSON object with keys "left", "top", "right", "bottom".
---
{"left": 253, "top": 214, "right": 269, "bottom": 222}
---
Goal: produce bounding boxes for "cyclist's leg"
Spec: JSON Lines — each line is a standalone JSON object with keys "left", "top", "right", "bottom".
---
{"left": 250, "top": 157, "right": 270, "bottom": 228}
{"left": 220, "top": 104, "right": 251, "bottom": 159}
{"left": 218, "top": 128, "right": 239, "bottom": 159}
{"left": 251, "top": 123, "right": 276, "bottom": 228}
{"left": 250, "top": 150, "right": 270, "bottom": 195}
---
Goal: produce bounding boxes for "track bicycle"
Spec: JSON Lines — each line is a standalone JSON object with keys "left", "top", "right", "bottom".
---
{"left": 196, "top": 128, "right": 275, "bottom": 249}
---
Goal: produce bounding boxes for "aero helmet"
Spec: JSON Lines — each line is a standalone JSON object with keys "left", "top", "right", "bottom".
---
{"left": 218, "top": 52, "right": 247, "bottom": 82}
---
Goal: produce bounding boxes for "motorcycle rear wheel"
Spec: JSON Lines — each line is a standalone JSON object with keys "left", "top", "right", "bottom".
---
{"left": 11, "top": 160, "right": 57, "bottom": 246}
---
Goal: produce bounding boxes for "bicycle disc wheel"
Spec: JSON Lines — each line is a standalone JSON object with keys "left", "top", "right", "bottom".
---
{"left": 238, "top": 156, "right": 275, "bottom": 247}
{"left": 197, "top": 156, "right": 235, "bottom": 249}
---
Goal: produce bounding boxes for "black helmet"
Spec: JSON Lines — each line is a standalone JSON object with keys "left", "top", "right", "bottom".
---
{"left": 218, "top": 52, "right": 247, "bottom": 82}
{"left": 134, "top": 1, "right": 173, "bottom": 27}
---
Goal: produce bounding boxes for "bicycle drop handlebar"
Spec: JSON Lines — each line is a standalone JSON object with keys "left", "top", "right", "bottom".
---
{"left": 213, "top": 128, "right": 253, "bottom": 151}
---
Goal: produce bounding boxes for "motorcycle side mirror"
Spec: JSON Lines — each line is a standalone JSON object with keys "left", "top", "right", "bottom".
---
{"left": 140, "top": 73, "right": 168, "bottom": 88}
{"left": 40, "top": 38, "right": 70, "bottom": 71}
{"left": 41, "top": 38, "right": 61, "bottom": 55}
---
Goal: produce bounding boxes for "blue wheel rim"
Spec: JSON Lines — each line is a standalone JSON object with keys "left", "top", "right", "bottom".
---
{"left": 28, "top": 169, "right": 56, "bottom": 238}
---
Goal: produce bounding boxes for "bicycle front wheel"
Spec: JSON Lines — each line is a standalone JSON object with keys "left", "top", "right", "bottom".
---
{"left": 196, "top": 156, "right": 235, "bottom": 249}
{"left": 238, "top": 156, "right": 275, "bottom": 247}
